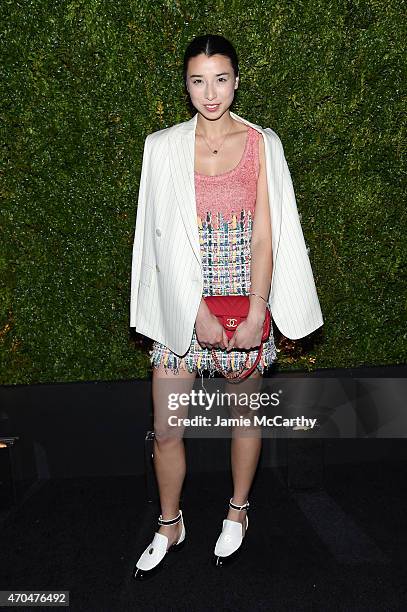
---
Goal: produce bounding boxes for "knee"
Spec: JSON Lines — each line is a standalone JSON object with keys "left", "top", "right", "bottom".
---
{"left": 153, "top": 427, "right": 183, "bottom": 446}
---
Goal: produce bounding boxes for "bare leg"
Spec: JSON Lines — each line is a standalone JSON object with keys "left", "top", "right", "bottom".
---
{"left": 226, "top": 369, "right": 263, "bottom": 535}
{"left": 152, "top": 362, "right": 197, "bottom": 548}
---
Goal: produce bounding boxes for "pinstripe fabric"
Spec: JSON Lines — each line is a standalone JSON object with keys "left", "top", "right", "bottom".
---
{"left": 130, "top": 111, "right": 323, "bottom": 356}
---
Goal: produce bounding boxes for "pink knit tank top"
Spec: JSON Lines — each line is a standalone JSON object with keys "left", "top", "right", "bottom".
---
{"left": 194, "top": 126, "right": 260, "bottom": 228}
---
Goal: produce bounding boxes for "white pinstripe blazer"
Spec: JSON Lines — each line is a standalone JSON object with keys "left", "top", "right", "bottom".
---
{"left": 130, "top": 111, "right": 323, "bottom": 356}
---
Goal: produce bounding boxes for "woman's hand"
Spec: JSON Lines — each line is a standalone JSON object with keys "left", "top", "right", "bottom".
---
{"left": 195, "top": 299, "right": 229, "bottom": 349}
{"left": 226, "top": 310, "right": 266, "bottom": 352}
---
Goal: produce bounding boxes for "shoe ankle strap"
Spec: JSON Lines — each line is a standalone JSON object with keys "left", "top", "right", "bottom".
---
{"left": 229, "top": 497, "right": 249, "bottom": 511}
{"left": 157, "top": 510, "right": 182, "bottom": 526}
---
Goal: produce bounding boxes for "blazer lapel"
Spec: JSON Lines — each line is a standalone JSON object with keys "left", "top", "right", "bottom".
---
{"left": 168, "top": 113, "right": 201, "bottom": 266}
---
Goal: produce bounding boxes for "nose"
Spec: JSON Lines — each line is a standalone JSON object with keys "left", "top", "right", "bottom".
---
{"left": 204, "top": 82, "right": 216, "bottom": 101}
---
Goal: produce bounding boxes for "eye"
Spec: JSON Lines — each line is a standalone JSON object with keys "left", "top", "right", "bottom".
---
{"left": 192, "top": 79, "right": 202, "bottom": 84}
{"left": 218, "top": 77, "right": 227, "bottom": 82}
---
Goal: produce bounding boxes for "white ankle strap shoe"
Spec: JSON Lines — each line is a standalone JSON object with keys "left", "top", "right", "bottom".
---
{"left": 134, "top": 509, "right": 186, "bottom": 580}
{"left": 213, "top": 498, "right": 249, "bottom": 567}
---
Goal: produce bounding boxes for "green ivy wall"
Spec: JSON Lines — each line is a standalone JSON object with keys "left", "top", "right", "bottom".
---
{"left": 1, "top": 0, "right": 405, "bottom": 383}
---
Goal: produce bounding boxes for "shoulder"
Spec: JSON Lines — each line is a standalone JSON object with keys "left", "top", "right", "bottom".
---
{"left": 254, "top": 127, "right": 284, "bottom": 163}
{"left": 144, "top": 118, "right": 189, "bottom": 149}
{"left": 257, "top": 127, "right": 284, "bottom": 151}
{"left": 230, "top": 112, "right": 284, "bottom": 151}
{"left": 143, "top": 125, "right": 172, "bottom": 152}
{"left": 140, "top": 119, "right": 189, "bottom": 172}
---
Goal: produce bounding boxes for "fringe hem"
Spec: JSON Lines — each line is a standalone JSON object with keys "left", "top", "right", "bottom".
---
{"left": 149, "top": 345, "right": 277, "bottom": 377}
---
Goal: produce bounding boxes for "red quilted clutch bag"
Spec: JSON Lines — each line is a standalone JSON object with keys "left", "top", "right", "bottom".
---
{"left": 203, "top": 295, "right": 271, "bottom": 382}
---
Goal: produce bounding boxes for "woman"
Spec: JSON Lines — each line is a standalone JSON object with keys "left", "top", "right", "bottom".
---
{"left": 131, "top": 34, "right": 323, "bottom": 579}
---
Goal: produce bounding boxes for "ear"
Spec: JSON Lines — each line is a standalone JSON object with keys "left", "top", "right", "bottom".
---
{"left": 234, "top": 75, "right": 239, "bottom": 89}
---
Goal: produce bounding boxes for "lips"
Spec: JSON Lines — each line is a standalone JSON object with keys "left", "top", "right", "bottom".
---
{"left": 205, "top": 104, "right": 220, "bottom": 111}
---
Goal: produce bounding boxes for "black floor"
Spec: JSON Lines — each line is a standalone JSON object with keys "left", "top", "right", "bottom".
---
{"left": 1, "top": 461, "right": 407, "bottom": 611}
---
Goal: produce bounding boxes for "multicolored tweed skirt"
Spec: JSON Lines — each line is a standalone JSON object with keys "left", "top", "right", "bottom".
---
{"left": 150, "top": 210, "right": 277, "bottom": 376}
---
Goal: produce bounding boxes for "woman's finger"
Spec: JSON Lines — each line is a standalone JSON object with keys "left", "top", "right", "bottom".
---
{"left": 222, "top": 329, "right": 229, "bottom": 349}
{"left": 227, "top": 334, "right": 236, "bottom": 351}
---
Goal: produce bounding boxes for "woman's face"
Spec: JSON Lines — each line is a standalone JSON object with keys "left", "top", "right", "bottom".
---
{"left": 186, "top": 53, "right": 239, "bottom": 119}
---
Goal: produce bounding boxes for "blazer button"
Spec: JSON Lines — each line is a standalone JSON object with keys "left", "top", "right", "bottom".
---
{"left": 156, "top": 264, "right": 160, "bottom": 273}
{"left": 156, "top": 228, "right": 161, "bottom": 237}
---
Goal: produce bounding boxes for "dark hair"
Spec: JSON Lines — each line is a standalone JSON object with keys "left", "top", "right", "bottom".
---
{"left": 183, "top": 34, "right": 239, "bottom": 86}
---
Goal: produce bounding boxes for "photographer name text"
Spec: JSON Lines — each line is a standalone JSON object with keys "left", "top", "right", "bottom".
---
{"left": 167, "top": 415, "right": 317, "bottom": 428}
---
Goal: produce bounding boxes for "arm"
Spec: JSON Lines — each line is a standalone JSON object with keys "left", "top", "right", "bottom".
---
{"left": 248, "top": 134, "right": 272, "bottom": 324}
{"left": 227, "top": 135, "right": 272, "bottom": 351}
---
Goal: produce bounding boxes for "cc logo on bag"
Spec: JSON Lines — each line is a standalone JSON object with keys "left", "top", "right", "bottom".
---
{"left": 226, "top": 318, "right": 238, "bottom": 328}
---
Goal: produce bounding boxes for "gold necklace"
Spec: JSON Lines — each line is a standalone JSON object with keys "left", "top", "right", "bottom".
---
{"left": 196, "top": 122, "right": 234, "bottom": 155}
